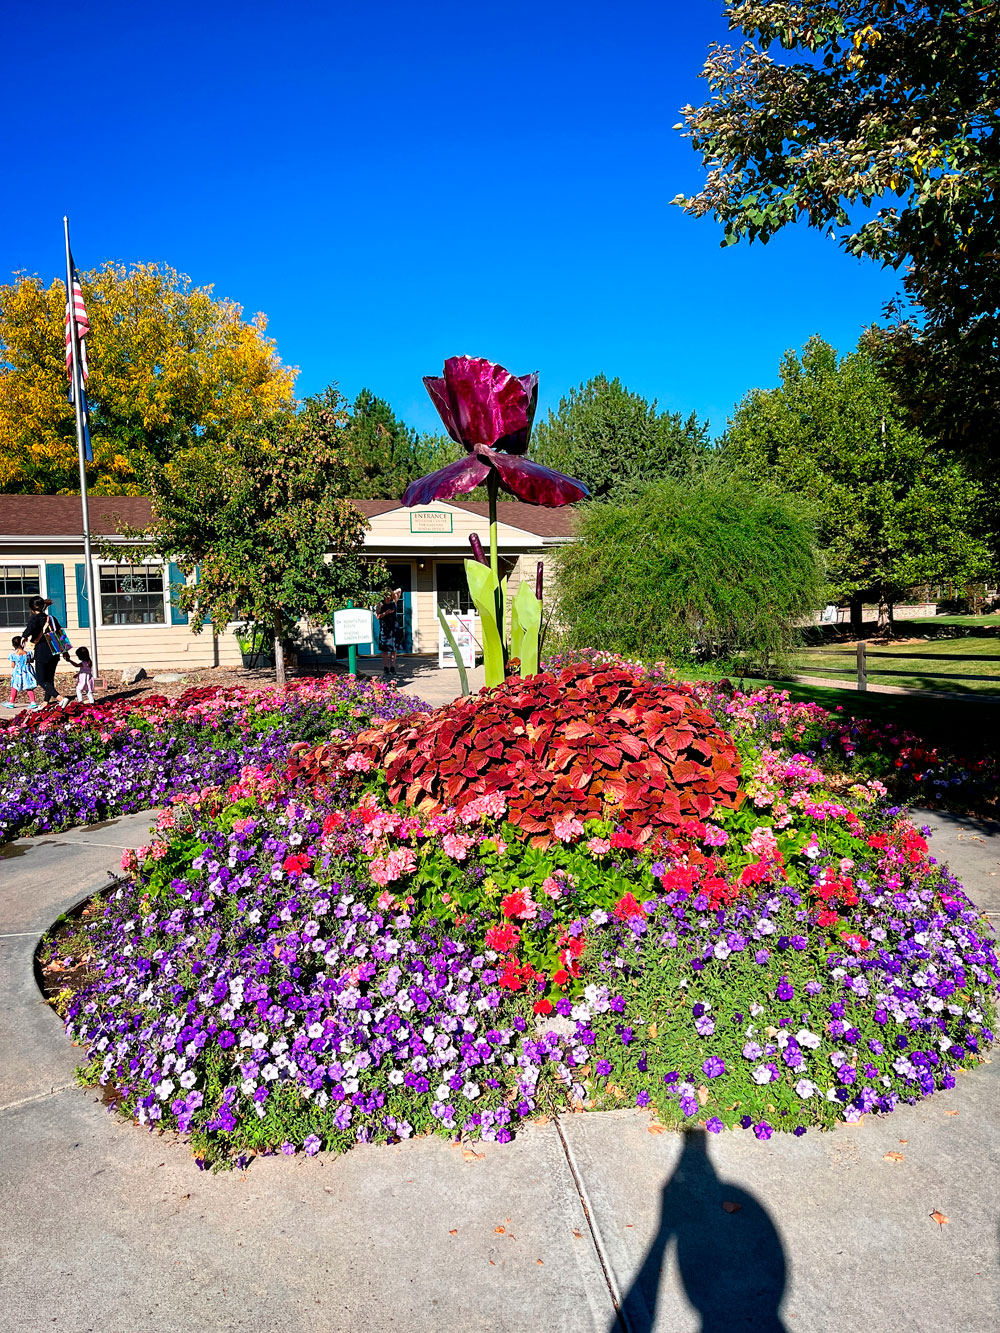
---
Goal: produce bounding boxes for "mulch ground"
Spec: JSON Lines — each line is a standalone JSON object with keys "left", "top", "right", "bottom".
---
{"left": 1, "top": 663, "right": 345, "bottom": 704}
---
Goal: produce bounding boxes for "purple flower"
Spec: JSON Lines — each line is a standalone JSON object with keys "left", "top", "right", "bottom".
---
{"left": 702, "top": 1056, "right": 725, "bottom": 1079}
{"left": 705, "top": 1116, "right": 723, "bottom": 1133}
{"left": 753, "top": 1121, "right": 773, "bottom": 1140}
{"left": 776, "top": 976, "right": 794, "bottom": 1001}
{"left": 303, "top": 1134, "right": 321, "bottom": 1157}
{"left": 595, "top": 1059, "right": 612, "bottom": 1077}
{"left": 636, "top": 1090, "right": 651, "bottom": 1107}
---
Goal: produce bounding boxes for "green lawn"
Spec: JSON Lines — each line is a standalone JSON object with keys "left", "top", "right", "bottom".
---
{"left": 680, "top": 669, "right": 999, "bottom": 757}
{"left": 909, "top": 613, "right": 1000, "bottom": 630}
{"left": 786, "top": 634, "right": 1000, "bottom": 697}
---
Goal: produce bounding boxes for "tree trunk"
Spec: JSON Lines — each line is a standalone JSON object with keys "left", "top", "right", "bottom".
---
{"left": 876, "top": 587, "right": 891, "bottom": 638}
{"left": 849, "top": 592, "right": 864, "bottom": 638}
{"left": 273, "top": 611, "right": 286, "bottom": 688}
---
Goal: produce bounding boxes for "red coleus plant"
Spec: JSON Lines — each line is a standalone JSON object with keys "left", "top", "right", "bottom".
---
{"left": 291, "top": 662, "right": 743, "bottom": 847}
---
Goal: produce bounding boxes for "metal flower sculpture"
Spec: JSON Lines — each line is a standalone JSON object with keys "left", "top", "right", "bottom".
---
{"left": 401, "top": 356, "right": 589, "bottom": 689}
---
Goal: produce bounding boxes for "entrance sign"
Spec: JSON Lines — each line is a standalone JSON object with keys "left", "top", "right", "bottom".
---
{"left": 438, "top": 613, "right": 477, "bottom": 669}
{"left": 333, "top": 607, "right": 374, "bottom": 646}
{"left": 410, "top": 510, "right": 453, "bottom": 533}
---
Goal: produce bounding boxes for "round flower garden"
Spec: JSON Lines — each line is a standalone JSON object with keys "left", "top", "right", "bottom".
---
{"left": 27, "top": 657, "right": 998, "bottom": 1167}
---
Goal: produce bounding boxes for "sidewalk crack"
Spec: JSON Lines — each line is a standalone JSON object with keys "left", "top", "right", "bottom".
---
{"left": 554, "top": 1114, "right": 632, "bottom": 1333}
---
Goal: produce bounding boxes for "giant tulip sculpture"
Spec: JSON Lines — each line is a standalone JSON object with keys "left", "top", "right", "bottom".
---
{"left": 401, "top": 356, "right": 588, "bottom": 688}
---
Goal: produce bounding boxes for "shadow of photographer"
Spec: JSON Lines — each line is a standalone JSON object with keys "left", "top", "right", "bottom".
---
{"left": 613, "top": 1128, "right": 787, "bottom": 1333}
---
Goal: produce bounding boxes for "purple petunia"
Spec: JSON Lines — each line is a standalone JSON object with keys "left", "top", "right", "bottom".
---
{"left": 702, "top": 1057, "right": 725, "bottom": 1078}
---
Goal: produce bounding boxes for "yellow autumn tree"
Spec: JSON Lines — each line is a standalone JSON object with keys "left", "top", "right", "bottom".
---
{"left": 0, "top": 262, "right": 297, "bottom": 494}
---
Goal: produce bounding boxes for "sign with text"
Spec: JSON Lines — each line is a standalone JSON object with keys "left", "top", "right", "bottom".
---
{"left": 438, "top": 613, "right": 477, "bottom": 669}
{"left": 410, "top": 510, "right": 453, "bottom": 533}
{"left": 333, "top": 607, "right": 374, "bottom": 646}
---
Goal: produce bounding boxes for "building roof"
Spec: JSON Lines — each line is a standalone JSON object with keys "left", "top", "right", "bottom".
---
{"left": 0, "top": 494, "right": 153, "bottom": 538}
{"left": 1, "top": 494, "right": 580, "bottom": 540}
{"left": 353, "top": 499, "right": 578, "bottom": 538}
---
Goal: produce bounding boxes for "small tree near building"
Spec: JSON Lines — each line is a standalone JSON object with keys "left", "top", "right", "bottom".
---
{"left": 114, "top": 394, "right": 385, "bottom": 685}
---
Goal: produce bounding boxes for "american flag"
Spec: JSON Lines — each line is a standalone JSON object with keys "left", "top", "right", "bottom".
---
{"left": 65, "top": 260, "right": 93, "bottom": 462}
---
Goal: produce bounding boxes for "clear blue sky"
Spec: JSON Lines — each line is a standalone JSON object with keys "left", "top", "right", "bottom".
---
{"left": 2, "top": 0, "right": 901, "bottom": 439}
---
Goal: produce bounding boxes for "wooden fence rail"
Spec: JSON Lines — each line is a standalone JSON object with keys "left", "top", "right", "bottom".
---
{"left": 793, "top": 642, "right": 1000, "bottom": 692}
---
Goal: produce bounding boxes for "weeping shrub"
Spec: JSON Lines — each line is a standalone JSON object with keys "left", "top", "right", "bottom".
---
{"left": 553, "top": 474, "right": 823, "bottom": 669}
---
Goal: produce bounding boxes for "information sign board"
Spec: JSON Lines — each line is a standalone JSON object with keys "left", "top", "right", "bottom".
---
{"left": 333, "top": 607, "right": 374, "bottom": 646}
{"left": 410, "top": 510, "right": 453, "bottom": 533}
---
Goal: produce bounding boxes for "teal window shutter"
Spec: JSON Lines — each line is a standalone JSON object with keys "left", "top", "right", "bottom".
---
{"left": 75, "top": 564, "right": 90, "bottom": 628}
{"left": 168, "top": 562, "right": 189, "bottom": 625}
{"left": 45, "top": 563, "right": 67, "bottom": 627}
{"left": 195, "top": 565, "right": 210, "bottom": 624}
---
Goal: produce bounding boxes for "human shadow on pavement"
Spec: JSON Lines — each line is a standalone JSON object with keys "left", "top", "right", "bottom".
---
{"left": 613, "top": 1128, "right": 787, "bottom": 1333}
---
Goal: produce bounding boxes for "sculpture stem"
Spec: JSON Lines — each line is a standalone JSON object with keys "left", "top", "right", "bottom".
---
{"left": 487, "top": 470, "right": 504, "bottom": 651}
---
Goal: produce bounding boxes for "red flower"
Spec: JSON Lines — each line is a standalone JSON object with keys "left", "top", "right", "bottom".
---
{"left": 613, "top": 892, "right": 646, "bottom": 921}
{"left": 283, "top": 853, "right": 312, "bottom": 876}
{"left": 610, "top": 829, "right": 637, "bottom": 850}
{"left": 322, "top": 811, "right": 345, "bottom": 835}
{"left": 740, "top": 860, "right": 769, "bottom": 887}
{"left": 498, "top": 958, "right": 537, "bottom": 991}
{"left": 553, "top": 969, "right": 569, "bottom": 987}
{"left": 533, "top": 999, "right": 553, "bottom": 1016}
{"left": 501, "top": 890, "right": 528, "bottom": 919}
{"left": 817, "top": 909, "right": 840, "bottom": 928}
{"left": 485, "top": 923, "right": 520, "bottom": 952}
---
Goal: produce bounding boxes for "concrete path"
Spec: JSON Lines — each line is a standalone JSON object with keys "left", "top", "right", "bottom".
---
{"left": 1, "top": 811, "right": 997, "bottom": 1332}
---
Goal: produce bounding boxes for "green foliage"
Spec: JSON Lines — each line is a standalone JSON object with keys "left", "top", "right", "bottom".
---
{"left": 464, "top": 558, "right": 506, "bottom": 686}
{"left": 722, "top": 337, "right": 993, "bottom": 614}
{"left": 306, "top": 385, "right": 463, "bottom": 500}
{"left": 554, "top": 474, "right": 823, "bottom": 669}
{"left": 110, "top": 393, "right": 386, "bottom": 679}
{"left": 675, "top": 2, "right": 1000, "bottom": 466}
{"left": 532, "top": 374, "right": 710, "bottom": 499}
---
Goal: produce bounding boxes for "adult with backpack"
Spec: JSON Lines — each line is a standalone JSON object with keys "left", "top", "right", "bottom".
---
{"left": 23, "top": 595, "right": 72, "bottom": 707}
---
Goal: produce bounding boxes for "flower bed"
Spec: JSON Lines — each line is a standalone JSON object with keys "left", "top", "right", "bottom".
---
{"left": 1, "top": 676, "right": 425, "bottom": 844}
{"left": 42, "top": 663, "right": 997, "bottom": 1167}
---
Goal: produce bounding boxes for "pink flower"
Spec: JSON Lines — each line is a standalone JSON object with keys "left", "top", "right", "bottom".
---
{"left": 553, "top": 816, "right": 585, "bottom": 843}
{"left": 585, "top": 837, "right": 610, "bottom": 856}
{"left": 442, "top": 832, "right": 473, "bottom": 861}
{"left": 376, "top": 890, "right": 394, "bottom": 910}
{"left": 541, "top": 876, "right": 562, "bottom": 900}
{"left": 369, "top": 857, "right": 393, "bottom": 887}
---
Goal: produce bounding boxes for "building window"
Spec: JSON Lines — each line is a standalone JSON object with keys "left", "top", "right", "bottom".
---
{"left": 0, "top": 565, "right": 41, "bottom": 627}
{"left": 435, "top": 558, "right": 517, "bottom": 616}
{"left": 100, "top": 565, "right": 166, "bottom": 625}
{"left": 435, "top": 562, "right": 476, "bottom": 615}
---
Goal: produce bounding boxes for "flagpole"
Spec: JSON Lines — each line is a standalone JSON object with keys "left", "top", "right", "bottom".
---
{"left": 63, "top": 216, "right": 100, "bottom": 677}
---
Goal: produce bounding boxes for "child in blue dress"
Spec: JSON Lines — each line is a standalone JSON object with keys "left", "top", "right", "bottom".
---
{"left": 5, "top": 636, "right": 38, "bottom": 710}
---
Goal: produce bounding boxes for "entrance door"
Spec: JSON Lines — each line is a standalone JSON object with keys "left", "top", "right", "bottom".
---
{"left": 361, "top": 563, "right": 413, "bottom": 655}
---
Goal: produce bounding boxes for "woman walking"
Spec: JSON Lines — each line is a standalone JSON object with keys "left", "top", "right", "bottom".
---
{"left": 375, "top": 588, "right": 402, "bottom": 676}
{"left": 23, "top": 595, "right": 71, "bottom": 707}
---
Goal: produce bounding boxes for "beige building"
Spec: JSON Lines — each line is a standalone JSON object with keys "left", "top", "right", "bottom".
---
{"left": 0, "top": 495, "right": 575, "bottom": 673}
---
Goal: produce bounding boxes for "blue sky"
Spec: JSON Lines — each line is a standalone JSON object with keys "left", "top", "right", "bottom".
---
{"left": 2, "top": 1, "right": 901, "bottom": 439}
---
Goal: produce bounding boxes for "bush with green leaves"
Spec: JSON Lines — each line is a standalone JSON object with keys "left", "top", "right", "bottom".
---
{"left": 553, "top": 474, "right": 823, "bottom": 670}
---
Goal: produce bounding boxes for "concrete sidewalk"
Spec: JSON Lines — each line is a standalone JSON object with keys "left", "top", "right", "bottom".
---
{"left": 1, "top": 811, "right": 997, "bottom": 1333}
